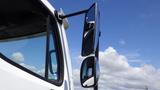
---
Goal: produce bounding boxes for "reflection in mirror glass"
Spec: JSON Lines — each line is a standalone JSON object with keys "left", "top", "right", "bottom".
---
{"left": 0, "top": 34, "right": 46, "bottom": 77}
{"left": 83, "top": 77, "right": 94, "bottom": 87}
{"left": 82, "top": 4, "right": 97, "bottom": 56}
{"left": 81, "top": 56, "right": 99, "bottom": 87}
{"left": 86, "top": 5, "right": 95, "bottom": 23}
{"left": 88, "top": 68, "right": 93, "bottom": 77}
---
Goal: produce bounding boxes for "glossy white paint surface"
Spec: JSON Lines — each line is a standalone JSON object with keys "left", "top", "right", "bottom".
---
{"left": 0, "top": 0, "right": 74, "bottom": 90}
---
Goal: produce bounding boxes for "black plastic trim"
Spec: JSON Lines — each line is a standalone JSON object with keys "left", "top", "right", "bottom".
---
{"left": 80, "top": 56, "right": 97, "bottom": 88}
{"left": 0, "top": 53, "right": 49, "bottom": 83}
{"left": 45, "top": 15, "right": 64, "bottom": 86}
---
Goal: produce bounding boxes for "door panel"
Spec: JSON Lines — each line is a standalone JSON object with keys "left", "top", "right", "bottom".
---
{"left": 0, "top": 58, "right": 64, "bottom": 90}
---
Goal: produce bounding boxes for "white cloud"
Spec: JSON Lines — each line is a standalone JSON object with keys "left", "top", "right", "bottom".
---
{"left": 20, "top": 63, "right": 37, "bottom": 71}
{"left": 11, "top": 52, "right": 45, "bottom": 76}
{"left": 11, "top": 52, "right": 37, "bottom": 71}
{"left": 73, "top": 46, "right": 160, "bottom": 90}
{"left": 37, "top": 68, "right": 45, "bottom": 76}
{"left": 11, "top": 52, "right": 24, "bottom": 63}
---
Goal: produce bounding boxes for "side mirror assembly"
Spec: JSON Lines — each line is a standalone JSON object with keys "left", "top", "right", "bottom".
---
{"left": 55, "top": 2, "right": 101, "bottom": 89}
{"left": 80, "top": 3, "right": 100, "bottom": 89}
{"left": 81, "top": 3, "right": 100, "bottom": 56}
{"left": 80, "top": 56, "right": 100, "bottom": 88}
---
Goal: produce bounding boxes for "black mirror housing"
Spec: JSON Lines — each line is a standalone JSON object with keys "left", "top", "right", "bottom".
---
{"left": 81, "top": 3, "right": 100, "bottom": 56}
{"left": 80, "top": 56, "right": 100, "bottom": 88}
{"left": 58, "top": 2, "right": 101, "bottom": 89}
{"left": 80, "top": 2, "right": 100, "bottom": 89}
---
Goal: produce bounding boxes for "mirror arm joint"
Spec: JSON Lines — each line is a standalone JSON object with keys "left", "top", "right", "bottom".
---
{"left": 59, "top": 9, "right": 88, "bottom": 19}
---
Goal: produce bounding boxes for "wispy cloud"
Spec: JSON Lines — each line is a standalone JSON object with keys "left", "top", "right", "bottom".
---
{"left": 139, "top": 13, "right": 153, "bottom": 19}
{"left": 119, "top": 39, "right": 126, "bottom": 46}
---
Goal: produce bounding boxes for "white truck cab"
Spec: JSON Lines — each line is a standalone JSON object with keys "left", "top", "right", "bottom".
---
{"left": 0, "top": 0, "right": 100, "bottom": 90}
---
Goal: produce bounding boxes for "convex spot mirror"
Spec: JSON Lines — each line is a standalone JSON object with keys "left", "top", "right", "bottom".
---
{"left": 81, "top": 3, "right": 100, "bottom": 56}
{"left": 80, "top": 56, "right": 100, "bottom": 88}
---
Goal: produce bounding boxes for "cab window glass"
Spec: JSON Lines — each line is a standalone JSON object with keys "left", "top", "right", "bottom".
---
{"left": 47, "top": 20, "right": 59, "bottom": 81}
{"left": 0, "top": 34, "right": 46, "bottom": 77}
{"left": 45, "top": 16, "right": 64, "bottom": 85}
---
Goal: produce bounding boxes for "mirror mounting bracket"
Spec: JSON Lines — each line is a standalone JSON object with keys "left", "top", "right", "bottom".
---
{"left": 58, "top": 9, "right": 88, "bottom": 19}
{"left": 54, "top": 9, "right": 88, "bottom": 26}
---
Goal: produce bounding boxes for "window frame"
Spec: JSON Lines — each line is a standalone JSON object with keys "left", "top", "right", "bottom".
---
{"left": 45, "top": 15, "right": 64, "bottom": 86}
{"left": 0, "top": 15, "right": 64, "bottom": 86}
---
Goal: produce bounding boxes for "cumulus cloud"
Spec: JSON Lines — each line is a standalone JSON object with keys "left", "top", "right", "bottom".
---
{"left": 11, "top": 52, "right": 45, "bottom": 76}
{"left": 73, "top": 46, "right": 160, "bottom": 90}
{"left": 11, "top": 52, "right": 24, "bottom": 63}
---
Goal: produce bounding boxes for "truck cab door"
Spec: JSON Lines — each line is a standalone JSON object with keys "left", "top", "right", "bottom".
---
{"left": 0, "top": 0, "right": 65, "bottom": 90}
{"left": 0, "top": 15, "right": 65, "bottom": 90}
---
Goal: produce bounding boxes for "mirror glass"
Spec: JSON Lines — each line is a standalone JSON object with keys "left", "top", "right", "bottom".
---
{"left": 80, "top": 56, "right": 100, "bottom": 88}
{"left": 81, "top": 3, "right": 100, "bottom": 56}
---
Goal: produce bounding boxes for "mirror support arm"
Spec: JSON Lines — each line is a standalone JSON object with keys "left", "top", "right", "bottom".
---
{"left": 59, "top": 9, "right": 88, "bottom": 19}
{"left": 94, "top": 85, "right": 98, "bottom": 90}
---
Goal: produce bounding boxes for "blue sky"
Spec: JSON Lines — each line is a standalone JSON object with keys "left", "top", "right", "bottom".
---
{"left": 0, "top": 0, "right": 160, "bottom": 78}
{"left": 0, "top": 0, "right": 160, "bottom": 89}
{"left": 0, "top": 36, "right": 46, "bottom": 69}
{"left": 51, "top": 0, "right": 160, "bottom": 69}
